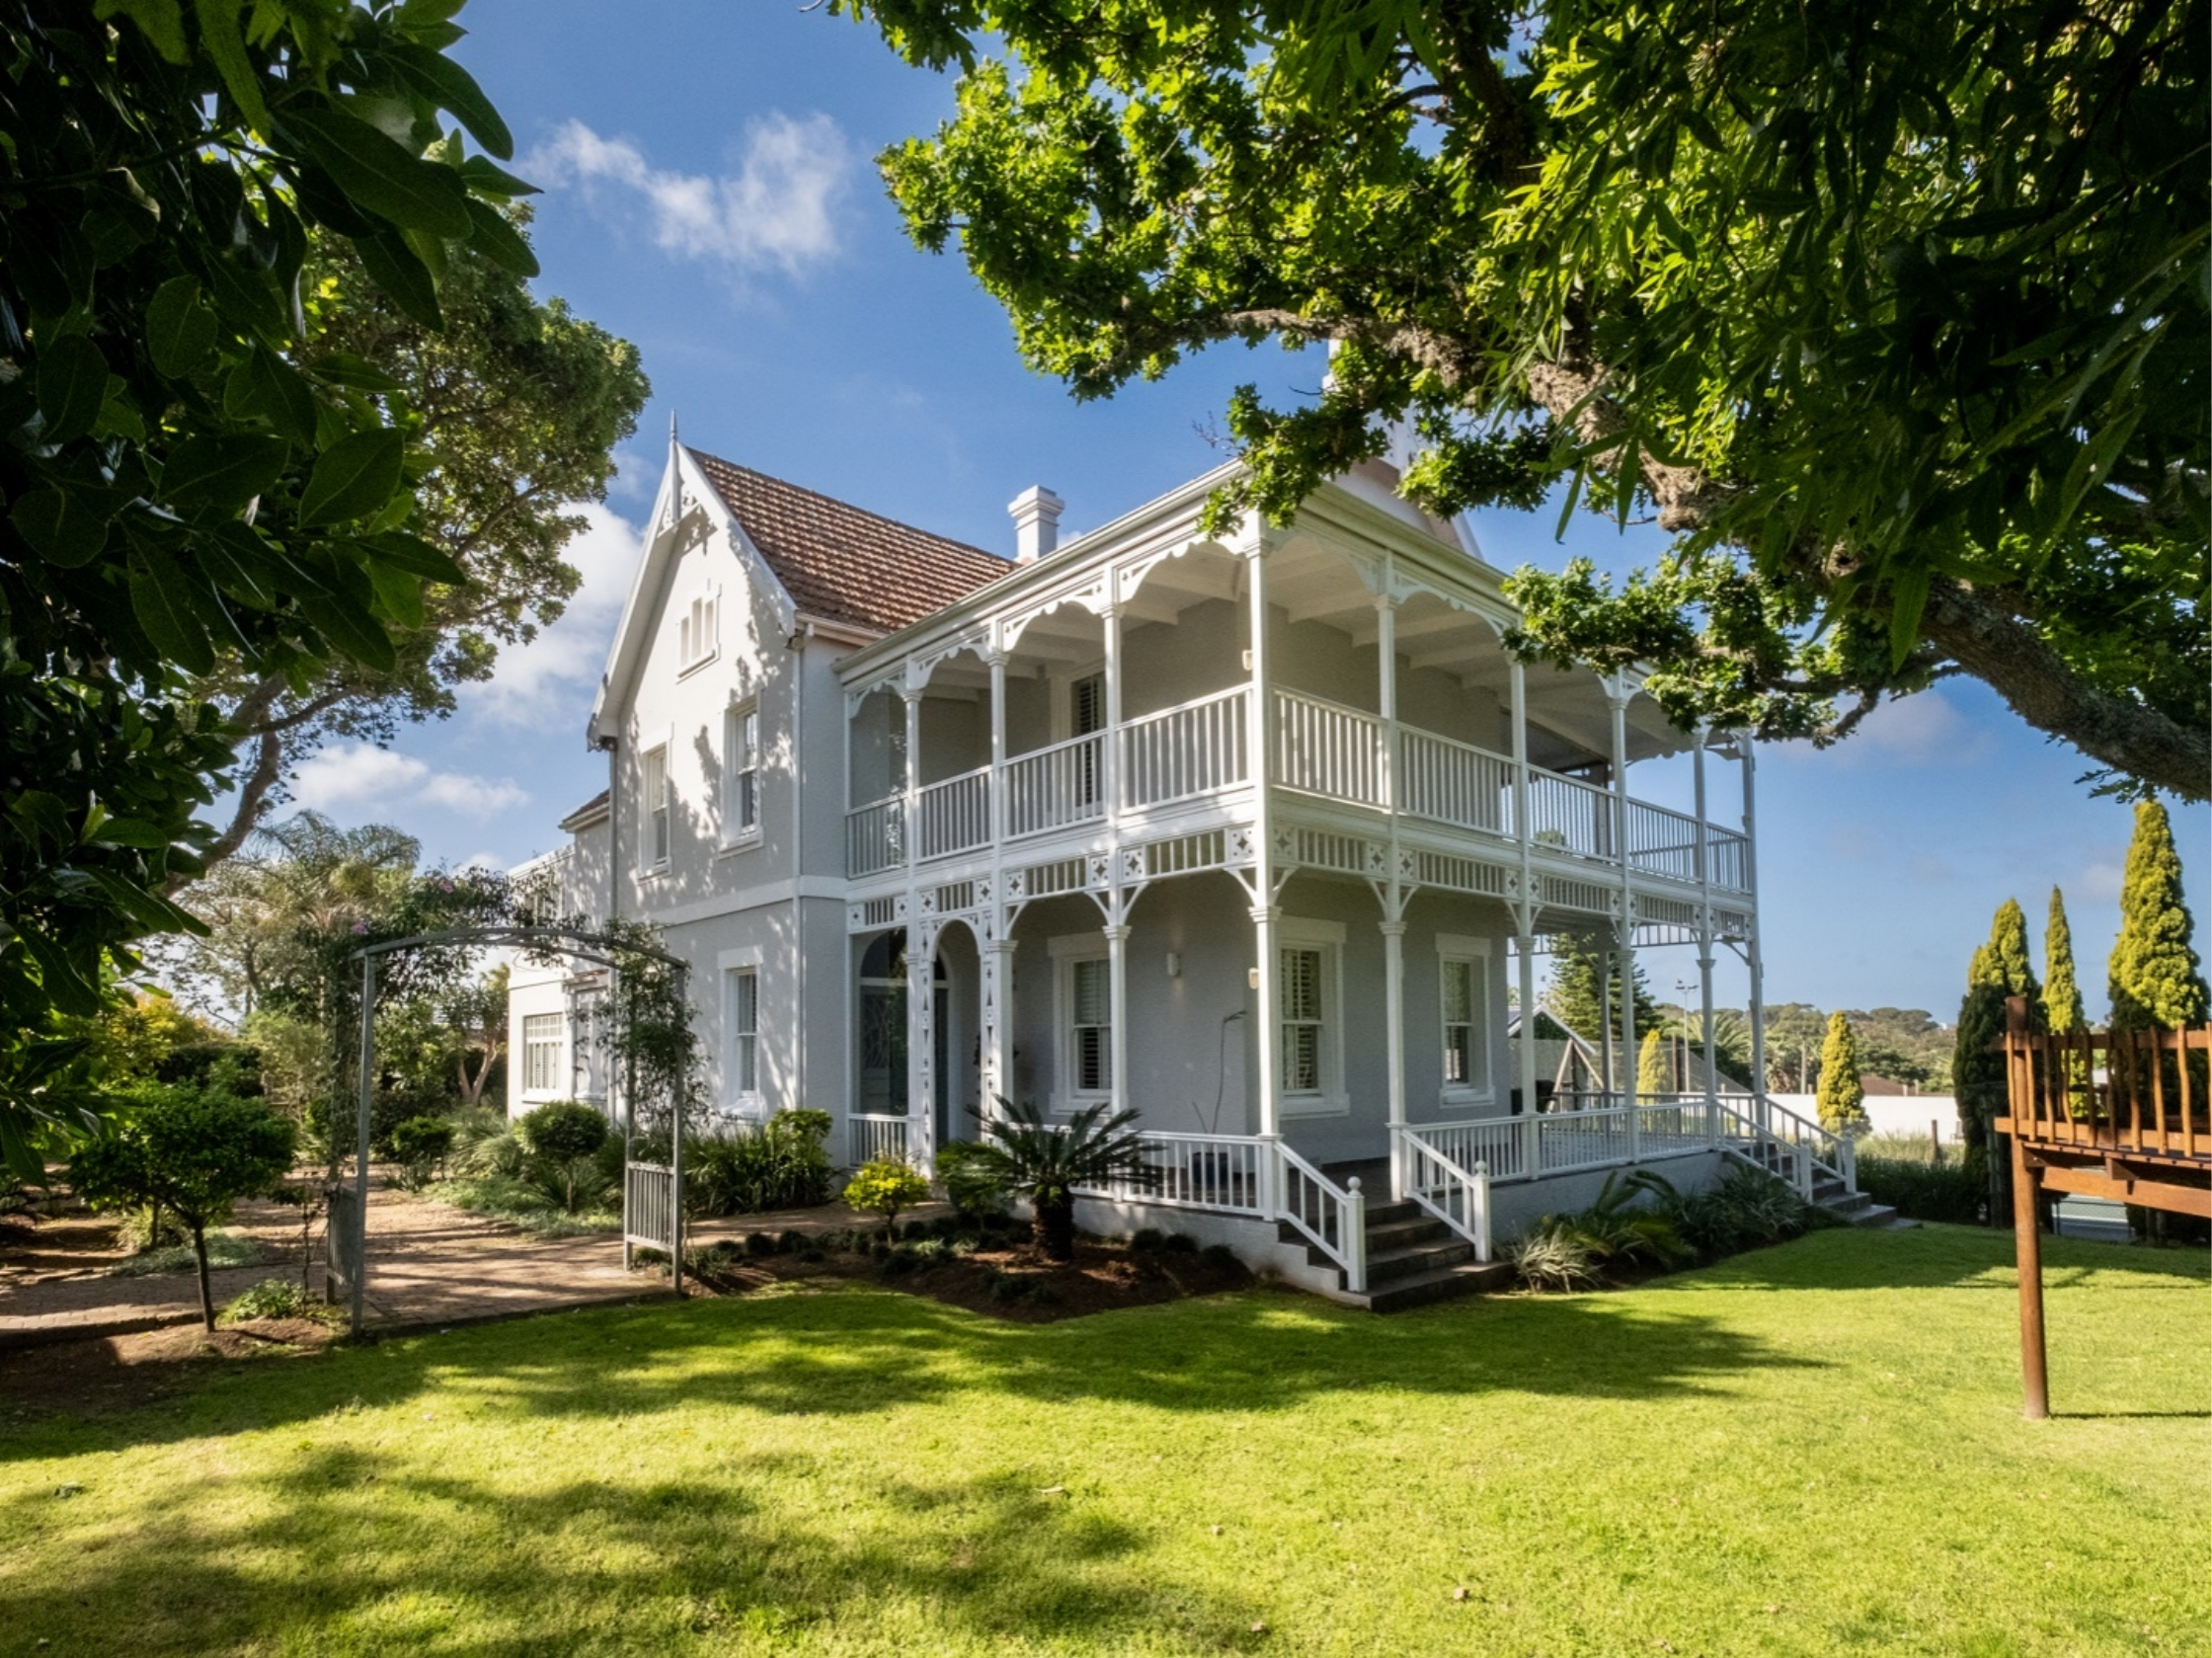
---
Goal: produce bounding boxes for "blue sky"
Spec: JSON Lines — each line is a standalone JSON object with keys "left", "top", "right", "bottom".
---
{"left": 281, "top": 0, "right": 2207, "bottom": 1024}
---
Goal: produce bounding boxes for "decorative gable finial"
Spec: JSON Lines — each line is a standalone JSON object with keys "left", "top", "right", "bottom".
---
{"left": 669, "top": 407, "right": 679, "bottom": 447}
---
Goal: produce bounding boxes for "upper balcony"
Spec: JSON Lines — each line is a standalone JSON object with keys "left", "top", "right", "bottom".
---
{"left": 837, "top": 467, "right": 1749, "bottom": 902}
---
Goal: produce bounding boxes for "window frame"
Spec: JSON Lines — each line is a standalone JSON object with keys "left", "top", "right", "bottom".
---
{"left": 1048, "top": 932, "right": 1114, "bottom": 1112}
{"left": 723, "top": 698, "right": 761, "bottom": 849}
{"left": 1435, "top": 932, "right": 1496, "bottom": 1109}
{"left": 639, "top": 739, "right": 672, "bottom": 872}
{"left": 676, "top": 583, "right": 719, "bottom": 675}
{"left": 520, "top": 1011, "right": 565, "bottom": 1099}
{"left": 723, "top": 964, "right": 761, "bottom": 1115}
{"left": 1276, "top": 916, "right": 1348, "bottom": 1117}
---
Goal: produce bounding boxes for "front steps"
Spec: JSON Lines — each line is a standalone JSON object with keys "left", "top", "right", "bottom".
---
{"left": 1733, "top": 1144, "right": 1899, "bottom": 1228}
{"left": 1281, "top": 1199, "right": 1513, "bottom": 1313}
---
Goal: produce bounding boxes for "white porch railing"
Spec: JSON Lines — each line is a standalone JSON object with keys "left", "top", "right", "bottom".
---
{"left": 1276, "top": 1141, "right": 1368, "bottom": 1290}
{"left": 1705, "top": 827, "right": 1751, "bottom": 893}
{"left": 1005, "top": 731, "right": 1106, "bottom": 837}
{"left": 1524, "top": 766, "right": 1616, "bottom": 860}
{"left": 1398, "top": 727, "right": 1513, "bottom": 836}
{"left": 1274, "top": 688, "right": 1384, "bottom": 807}
{"left": 845, "top": 795, "right": 904, "bottom": 877}
{"left": 1393, "top": 1126, "right": 1492, "bottom": 1262}
{"left": 846, "top": 1113, "right": 910, "bottom": 1167}
{"left": 1626, "top": 799, "right": 1701, "bottom": 884}
{"left": 917, "top": 765, "right": 991, "bottom": 860}
{"left": 1122, "top": 686, "right": 1249, "bottom": 809}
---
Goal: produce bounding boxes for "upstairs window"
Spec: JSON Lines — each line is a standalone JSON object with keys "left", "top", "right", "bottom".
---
{"left": 677, "top": 589, "right": 718, "bottom": 671}
{"left": 726, "top": 702, "right": 759, "bottom": 841}
{"left": 641, "top": 744, "right": 671, "bottom": 868}
{"left": 725, "top": 967, "right": 758, "bottom": 1104}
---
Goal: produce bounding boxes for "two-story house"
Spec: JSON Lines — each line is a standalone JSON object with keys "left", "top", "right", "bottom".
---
{"left": 509, "top": 435, "right": 1869, "bottom": 1305}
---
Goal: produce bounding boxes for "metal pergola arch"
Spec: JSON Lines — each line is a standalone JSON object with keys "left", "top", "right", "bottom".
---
{"left": 336, "top": 923, "right": 691, "bottom": 1333}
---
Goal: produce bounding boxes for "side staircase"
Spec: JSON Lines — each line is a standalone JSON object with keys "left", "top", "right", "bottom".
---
{"left": 1729, "top": 1138, "right": 1903, "bottom": 1228}
{"left": 1279, "top": 1197, "right": 1513, "bottom": 1313}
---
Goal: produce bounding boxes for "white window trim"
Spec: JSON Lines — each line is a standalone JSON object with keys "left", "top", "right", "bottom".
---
{"left": 1048, "top": 931, "right": 1112, "bottom": 1114}
{"left": 676, "top": 582, "right": 720, "bottom": 677}
{"left": 721, "top": 696, "right": 762, "bottom": 852}
{"left": 1278, "top": 916, "right": 1349, "bottom": 1118}
{"left": 519, "top": 1010, "right": 566, "bottom": 1102}
{"left": 719, "top": 945, "right": 765, "bottom": 1119}
{"left": 1050, "top": 660, "right": 1108, "bottom": 743}
{"left": 1435, "top": 932, "right": 1497, "bottom": 1110}
{"left": 638, "top": 727, "right": 673, "bottom": 876}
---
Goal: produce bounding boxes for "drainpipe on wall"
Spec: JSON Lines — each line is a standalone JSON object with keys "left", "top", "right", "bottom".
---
{"left": 789, "top": 622, "right": 814, "bottom": 1115}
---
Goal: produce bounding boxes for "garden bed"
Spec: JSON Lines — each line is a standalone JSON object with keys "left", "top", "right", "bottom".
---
{"left": 685, "top": 1223, "right": 1253, "bottom": 1322}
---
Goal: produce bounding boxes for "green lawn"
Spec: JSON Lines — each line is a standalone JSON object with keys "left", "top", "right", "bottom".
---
{"left": 2, "top": 1226, "right": 2204, "bottom": 1656}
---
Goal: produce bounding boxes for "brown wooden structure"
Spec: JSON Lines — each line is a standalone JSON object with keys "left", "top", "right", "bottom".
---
{"left": 1995, "top": 995, "right": 2211, "bottom": 1419}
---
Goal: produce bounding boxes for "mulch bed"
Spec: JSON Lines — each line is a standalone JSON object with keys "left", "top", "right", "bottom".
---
{"left": 0, "top": 1316, "right": 342, "bottom": 1419}
{"left": 685, "top": 1229, "right": 1253, "bottom": 1322}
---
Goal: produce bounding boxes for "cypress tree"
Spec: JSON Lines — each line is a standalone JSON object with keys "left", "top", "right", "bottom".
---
{"left": 2044, "top": 887, "right": 2091, "bottom": 1117}
{"left": 1816, "top": 1010, "right": 1867, "bottom": 1134}
{"left": 1955, "top": 899, "right": 2043, "bottom": 1158}
{"left": 2108, "top": 800, "right": 2209, "bottom": 1030}
{"left": 1636, "top": 1029, "right": 1670, "bottom": 1099}
{"left": 1989, "top": 898, "right": 2041, "bottom": 1006}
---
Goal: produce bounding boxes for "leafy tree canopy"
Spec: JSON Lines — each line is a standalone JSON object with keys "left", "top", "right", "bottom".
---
{"left": 843, "top": 0, "right": 2207, "bottom": 799}
{"left": 0, "top": 0, "right": 552, "bottom": 1168}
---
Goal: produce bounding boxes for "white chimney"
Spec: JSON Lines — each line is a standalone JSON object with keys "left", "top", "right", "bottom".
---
{"left": 1008, "top": 485, "right": 1065, "bottom": 563}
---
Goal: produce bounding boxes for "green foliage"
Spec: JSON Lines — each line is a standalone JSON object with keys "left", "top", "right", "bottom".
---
{"left": 842, "top": 1158, "right": 932, "bottom": 1238}
{"left": 1956, "top": 901, "right": 2043, "bottom": 1153}
{"left": 969, "top": 1096, "right": 1157, "bottom": 1262}
{"left": 0, "top": 0, "right": 557, "bottom": 1174}
{"left": 427, "top": 1175, "right": 618, "bottom": 1237}
{"left": 1855, "top": 1156, "right": 1986, "bottom": 1226}
{"left": 1507, "top": 1224, "right": 1603, "bottom": 1293}
{"left": 69, "top": 1079, "right": 295, "bottom": 1328}
{"left": 2108, "top": 801, "right": 2209, "bottom": 1031}
{"left": 1524, "top": 1171, "right": 1696, "bottom": 1281}
{"left": 683, "top": 1111, "right": 833, "bottom": 1217}
{"left": 219, "top": 1277, "right": 331, "bottom": 1325}
{"left": 389, "top": 1114, "right": 454, "bottom": 1190}
{"left": 106, "top": 1226, "right": 263, "bottom": 1279}
{"left": 843, "top": 0, "right": 2205, "bottom": 800}
{"left": 1815, "top": 1012, "right": 1867, "bottom": 1135}
{"left": 2043, "top": 889, "right": 2087, "bottom": 1037}
{"left": 1635, "top": 1030, "right": 1669, "bottom": 1100}
{"left": 1658, "top": 1166, "right": 1834, "bottom": 1258}
{"left": 1542, "top": 932, "right": 1660, "bottom": 1049}
{"left": 932, "top": 1138, "right": 1010, "bottom": 1220}
{"left": 515, "top": 1100, "right": 608, "bottom": 1163}
{"left": 445, "top": 1106, "right": 523, "bottom": 1179}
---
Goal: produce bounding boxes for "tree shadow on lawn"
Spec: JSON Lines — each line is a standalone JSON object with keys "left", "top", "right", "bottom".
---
{"left": 3, "top": 1441, "right": 1244, "bottom": 1654}
{"left": 1, "top": 1281, "right": 1825, "bottom": 1463}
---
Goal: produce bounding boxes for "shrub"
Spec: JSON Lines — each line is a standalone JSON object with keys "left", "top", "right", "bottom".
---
{"left": 220, "top": 1278, "right": 330, "bottom": 1325}
{"left": 446, "top": 1107, "right": 524, "bottom": 1179}
{"left": 744, "top": 1230, "right": 777, "bottom": 1257}
{"left": 516, "top": 1101, "right": 610, "bottom": 1163}
{"left": 1509, "top": 1224, "right": 1602, "bottom": 1291}
{"left": 933, "top": 1139, "right": 1010, "bottom": 1220}
{"left": 108, "top": 1228, "right": 263, "bottom": 1279}
{"left": 71, "top": 1081, "right": 296, "bottom": 1331}
{"left": 844, "top": 1158, "right": 932, "bottom": 1238}
{"left": 965, "top": 1096, "right": 1157, "bottom": 1262}
{"left": 390, "top": 1115, "right": 455, "bottom": 1190}
{"left": 526, "top": 1154, "right": 616, "bottom": 1217}
{"left": 1161, "top": 1231, "right": 1199, "bottom": 1254}
{"left": 427, "top": 1176, "right": 619, "bottom": 1237}
{"left": 685, "top": 1110, "right": 833, "bottom": 1217}
{"left": 1657, "top": 1164, "right": 1832, "bottom": 1257}
{"left": 1201, "top": 1243, "right": 1239, "bottom": 1271}
{"left": 1856, "top": 1154, "right": 1986, "bottom": 1224}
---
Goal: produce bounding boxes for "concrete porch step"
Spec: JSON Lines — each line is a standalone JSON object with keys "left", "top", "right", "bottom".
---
{"left": 1344, "top": 1259, "right": 1516, "bottom": 1313}
{"left": 1366, "top": 1238, "right": 1474, "bottom": 1284}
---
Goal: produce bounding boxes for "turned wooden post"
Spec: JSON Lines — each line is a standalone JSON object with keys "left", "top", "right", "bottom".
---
{"left": 2005, "top": 995, "right": 2049, "bottom": 1420}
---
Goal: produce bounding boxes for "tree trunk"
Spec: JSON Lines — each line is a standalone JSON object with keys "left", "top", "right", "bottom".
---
{"left": 1033, "top": 1197, "right": 1075, "bottom": 1262}
{"left": 191, "top": 1223, "right": 216, "bottom": 1333}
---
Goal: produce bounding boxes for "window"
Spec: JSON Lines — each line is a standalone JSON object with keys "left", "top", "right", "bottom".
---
{"left": 1070, "top": 671, "right": 1105, "bottom": 806}
{"left": 521, "top": 1012, "right": 564, "bottom": 1095}
{"left": 1275, "top": 917, "right": 1347, "bottom": 1114}
{"left": 677, "top": 588, "right": 717, "bottom": 671}
{"left": 725, "top": 968, "right": 758, "bottom": 1105}
{"left": 1050, "top": 935, "right": 1112, "bottom": 1106}
{"left": 725, "top": 703, "right": 759, "bottom": 841}
{"left": 641, "top": 744, "right": 670, "bottom": 867}
{"left": 1437, "top": 934, "right": 1494, "bottom": 1104}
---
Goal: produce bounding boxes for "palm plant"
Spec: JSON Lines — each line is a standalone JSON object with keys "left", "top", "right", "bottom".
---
{"left": 970, "top": 1096, "right": 1156, "bottom": 1261}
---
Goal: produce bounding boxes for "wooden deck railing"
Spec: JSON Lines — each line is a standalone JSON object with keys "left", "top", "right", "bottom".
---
{"left": 1997, "top": 1014, "right": 2212, "bottom": 1162}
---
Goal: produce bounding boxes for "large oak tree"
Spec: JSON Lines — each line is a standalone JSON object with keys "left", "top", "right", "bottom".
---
{"left": 841, "top": 0, "right": 2206, "bottom": 798}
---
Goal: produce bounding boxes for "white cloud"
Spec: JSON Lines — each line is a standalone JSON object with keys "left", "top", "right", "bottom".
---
{"left": 472, "top": 502, "right": 645, "bottom": 724}
{"left": 1852, "top": 688, "right": 1994, "bottom": 766}
{"left": 291, "top": 744, "right": 527, "bottom": 824}
{"left": 2079, "top": 860, "right": 2126, "bottom": 903}
{"left": 528, "top": 113, "right": 854, "bottom": 276}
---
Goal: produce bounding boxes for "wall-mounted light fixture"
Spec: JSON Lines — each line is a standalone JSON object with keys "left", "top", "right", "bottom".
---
{"left": 1247, "top": 966, "right": 1260, "bottom": 990}
{"left": 1165, "top": 951, "right": 1182, "bottom": 980}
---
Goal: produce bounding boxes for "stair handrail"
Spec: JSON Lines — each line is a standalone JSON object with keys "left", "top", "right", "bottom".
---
{"left": 1272, "top": 1141, "right": 1368, "bottom": 1293}
{"left": 1392, "top": 1125, "right": 1492, "bottom": 1262}
{"left": 1754, "top": 1091, "right": 1859, "bottom": 1192}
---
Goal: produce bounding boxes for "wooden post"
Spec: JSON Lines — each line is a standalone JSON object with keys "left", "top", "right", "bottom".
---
{"left": 2012, "top": 1131, "right": 2049, "bottom": 1420}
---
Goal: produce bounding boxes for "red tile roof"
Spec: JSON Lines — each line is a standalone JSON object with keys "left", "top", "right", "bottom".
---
{"left": 688, "top": 448, "right": 1011, "bottom": 635}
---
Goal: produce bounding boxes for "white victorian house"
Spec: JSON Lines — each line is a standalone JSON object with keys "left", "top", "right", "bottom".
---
{"left": 509, "top": 436, "right": 1876, "bottom": 1308}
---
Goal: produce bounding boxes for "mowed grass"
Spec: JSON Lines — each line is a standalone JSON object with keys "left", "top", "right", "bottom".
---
{"left": 0, "top": 1226, "right": 2204, "bottom": 1656}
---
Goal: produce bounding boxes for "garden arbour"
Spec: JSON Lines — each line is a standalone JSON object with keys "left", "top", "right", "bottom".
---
{"left": 331, "top": 917, "right": 698, "bottom": 1334}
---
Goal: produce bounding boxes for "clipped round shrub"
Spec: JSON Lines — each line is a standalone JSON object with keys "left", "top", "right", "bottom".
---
{"left": 390, "top": 1114, "right": 454, "bottom": 1168}
{"left": 1130, "top": 1227, "right": 1167, "bottom": 1253}
{"left": 744, "top": 1230, "right": 777, "bottom": 1256}
{"left": 901, "top": 1219, "right": 932, "bottom": 1241}
{"left": 1161, "top": 1232, "right": 1200, "bottom": 1255}
{"left": 798, "top": 1247, "right": 826, "bottom": 1263}
{"left": 516, "top": 1100, "right": 609, "bottom": 1163}
{"left": 842, "top": 1157, "right": 931, "bottom": 1236}
{"left": 882, "top": 1246, "right": 919, "bottom": 1277}
{"left": 1200, "top": 1243, "right": 1239, "bottom": 1271}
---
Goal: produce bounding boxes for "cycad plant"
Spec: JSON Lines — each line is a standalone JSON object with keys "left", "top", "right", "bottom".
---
{"left": 971, "top": 1096, "right": 1157, "bottom": 1261}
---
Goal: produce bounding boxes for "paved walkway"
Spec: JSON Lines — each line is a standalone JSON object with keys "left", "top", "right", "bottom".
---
{"left": 3, "top": 1183, "right": 960, "bottom": 1349}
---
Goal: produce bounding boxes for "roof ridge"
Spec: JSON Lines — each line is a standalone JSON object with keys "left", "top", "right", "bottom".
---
{"left": 684, "top": 446, "right": 1006, "bottom": 570}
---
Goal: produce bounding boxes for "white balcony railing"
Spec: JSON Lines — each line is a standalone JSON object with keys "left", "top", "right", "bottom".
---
{"left": 1274, "top": 688, "right": 1384, "bottom": 807}
{"left": 917, "top": 765, "right": 991, "bottom": 861}
{"left": 1398, "top": 726, "right": 1513, "bottom": 836}
{"left": 1705, "top": 828, "right": 1750, "bottom": 894}
{"left": 846, "top": 1113, "right": 910, "bottom": 1167}
{"left": 845, "top": 795, "right": 904, "bottom": 877}
{"left": 1525, "top": 766, "right": 1616, "bottom": 861}
{"left": 1626, "top": 799, "right": 1701, "bottom": 885}
{"left": 1005, "top": 731, "right": 1105, "bottom": 838}
{"left": 1122, "top": 686, "right": 1249, "bottom": 809}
